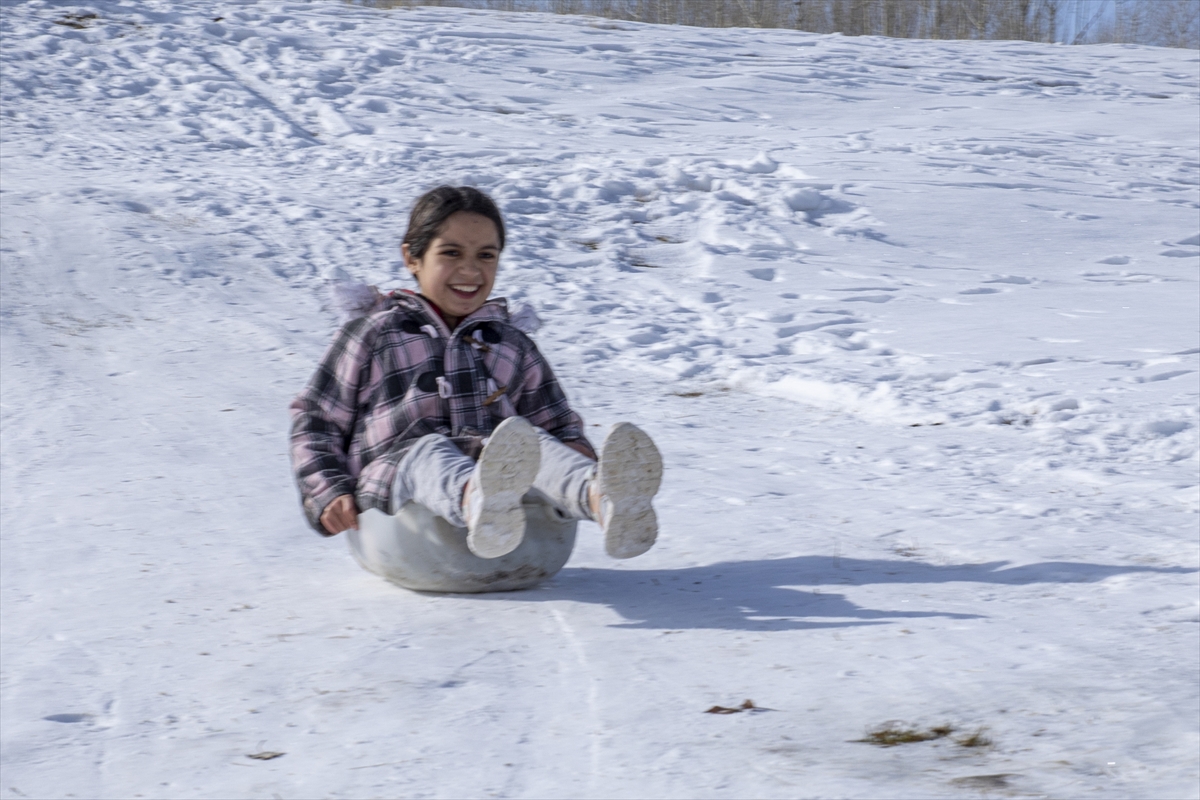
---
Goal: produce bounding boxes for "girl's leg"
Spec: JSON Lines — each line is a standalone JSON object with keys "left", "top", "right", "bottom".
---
{"left": 531, "top": 423, "right": 663, "bottom": 559}
{"left": 529, "top": 428, "right": 597, "bottom": 521}
{"left": 391, "top": 434, "right": 476, "bottom": 528}
{"left": 392, "top": 422, "right": 543, "bottom": 560}
{"left": 393, "top": 422, "right": 660, "bottom": 560}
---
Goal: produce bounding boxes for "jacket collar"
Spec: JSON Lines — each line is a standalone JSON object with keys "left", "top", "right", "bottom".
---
{"left": 394, "top": 290, "right": 510, "bottom": 338}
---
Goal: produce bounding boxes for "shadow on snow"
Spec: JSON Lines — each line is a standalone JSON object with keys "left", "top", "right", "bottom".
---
{"left": 475, "top": 556, "right": 1193, "bottom": 632}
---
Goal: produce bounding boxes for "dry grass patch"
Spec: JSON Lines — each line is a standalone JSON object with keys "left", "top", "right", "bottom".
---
{"left": 854, "top": 722, "right": 954, "bottom": 747}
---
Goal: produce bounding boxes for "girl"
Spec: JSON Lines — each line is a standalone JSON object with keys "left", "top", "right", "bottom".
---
{"left": 289, "top": 186, "right": 663, "bottom": 560}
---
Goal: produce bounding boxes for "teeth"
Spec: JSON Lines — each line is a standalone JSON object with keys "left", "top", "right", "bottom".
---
{"left": 450, "top": 285, "right": 480, "bottom": 292}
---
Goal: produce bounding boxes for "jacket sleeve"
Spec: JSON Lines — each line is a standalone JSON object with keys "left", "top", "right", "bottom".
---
{"left": 513, "top": 340, "right": 593, "bottom": 453}
{"left": 289, "top": 318, "right": 375, "bottom": 534}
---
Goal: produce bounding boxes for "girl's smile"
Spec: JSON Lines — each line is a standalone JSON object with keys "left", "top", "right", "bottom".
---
{"left": 402, "top": 211, "right": 501, "bottom": 328}
{"left": 448, "top": 283, "right": 481, "bottom": 298}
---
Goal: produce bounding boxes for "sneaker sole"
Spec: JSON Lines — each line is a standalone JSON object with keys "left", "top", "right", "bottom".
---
{"left": 597, "top": 422, "right": 663, "bottom": 559}
{"left": 467, "top": 416, "right": 541, "bottom": 559}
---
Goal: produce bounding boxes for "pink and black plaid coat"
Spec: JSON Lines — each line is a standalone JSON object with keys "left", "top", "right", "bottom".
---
{"left": 289, "top": 292, "right": 590, "bottom": 534}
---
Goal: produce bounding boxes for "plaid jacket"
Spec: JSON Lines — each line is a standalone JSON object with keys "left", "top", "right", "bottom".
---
{"left": 289, "top": 292, "right": 591, "bottom": 534}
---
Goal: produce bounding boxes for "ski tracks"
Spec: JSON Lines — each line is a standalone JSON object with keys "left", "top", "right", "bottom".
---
{"left": 548, "top": 606, "right": 602, "bottom": 796}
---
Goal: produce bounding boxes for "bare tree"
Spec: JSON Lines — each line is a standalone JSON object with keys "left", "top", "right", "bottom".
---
{"left": 350, "top": 0, "right": 1200, "bottom": 48}
{"left": 1146, "top": 0, "right": 1200, "bottom": 48}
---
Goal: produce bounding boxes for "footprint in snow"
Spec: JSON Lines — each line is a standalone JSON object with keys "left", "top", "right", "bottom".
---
{"left": 627, "top": 328, "right": 665, "bottom": 345}
{"left": 1141, "top": 420, "right": 1191, "bottom": 436}
{"left": 1135, "top": 370, "right": 1193, "bottom": 384}
{"left": 1080, "top": 271, "right": 1164, "bottom": 284}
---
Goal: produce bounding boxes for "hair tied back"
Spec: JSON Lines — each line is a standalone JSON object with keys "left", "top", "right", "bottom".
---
{"left": 403, "top": 186, "right": 506, "bottom": 262}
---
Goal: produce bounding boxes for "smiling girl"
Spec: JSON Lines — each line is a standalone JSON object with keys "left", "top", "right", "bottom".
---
{"left": 289, "top": 186, "right": 663, "bottom": 560}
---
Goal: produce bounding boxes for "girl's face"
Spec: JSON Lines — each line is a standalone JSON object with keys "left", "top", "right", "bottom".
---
{"left": 403, "top": 211, "right": 501, "bottom": 325}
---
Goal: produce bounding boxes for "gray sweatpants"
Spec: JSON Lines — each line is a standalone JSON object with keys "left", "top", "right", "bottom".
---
{"left": 390, "top": 429, "right": 596, "bottom": 528}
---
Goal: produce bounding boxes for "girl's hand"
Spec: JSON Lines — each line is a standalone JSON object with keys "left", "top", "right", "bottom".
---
{"left": 321, "top": 494, "right": 360, "bottom": 535}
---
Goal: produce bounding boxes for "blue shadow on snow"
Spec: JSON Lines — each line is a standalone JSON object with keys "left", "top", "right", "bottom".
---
{"left": 480, "top": 556, "right": 1193, "bottom": 632}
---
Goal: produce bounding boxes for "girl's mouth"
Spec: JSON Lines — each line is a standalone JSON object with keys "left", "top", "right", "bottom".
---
{"left": 449, "top": 284, "right": 481, "bottom": 299}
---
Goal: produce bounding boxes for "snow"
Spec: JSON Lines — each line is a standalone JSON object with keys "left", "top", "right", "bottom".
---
{"left": 1, "top": 2, "right": 1197, "bottom": 798}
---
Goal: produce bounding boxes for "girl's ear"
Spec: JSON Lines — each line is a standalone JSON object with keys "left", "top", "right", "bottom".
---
{"left": 401, "top": 243, "right": 420, "bottom": 276}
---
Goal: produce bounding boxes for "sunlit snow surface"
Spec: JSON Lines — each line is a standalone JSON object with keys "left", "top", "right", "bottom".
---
{"left": 1, "top": 2, "right": 1198, "bottom": 798}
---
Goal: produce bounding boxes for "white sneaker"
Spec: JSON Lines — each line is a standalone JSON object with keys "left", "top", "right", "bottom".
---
{"left": 595, "top": 422, "right": 663, "bottom": 559}
{"left": 464, "top": 416, "right": 541, "bottom": 559}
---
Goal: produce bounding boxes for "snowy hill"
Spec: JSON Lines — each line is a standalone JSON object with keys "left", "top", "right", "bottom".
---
{"left": 1, "top": 2, "right": 1197, "bottom": 798}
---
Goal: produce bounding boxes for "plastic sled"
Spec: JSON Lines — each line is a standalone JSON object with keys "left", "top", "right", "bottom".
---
{"left": 347, "top": 495, "right": 577, "bottom": 593}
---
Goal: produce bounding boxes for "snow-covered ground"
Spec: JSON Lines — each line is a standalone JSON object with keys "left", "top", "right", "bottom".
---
{"left": 1, "top": 2, "right": 1197, "bottom": 798}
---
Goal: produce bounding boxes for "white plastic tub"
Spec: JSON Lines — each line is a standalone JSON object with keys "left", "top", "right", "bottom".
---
{"left": 346, "top": 498, "right": 577, "bottom": 593}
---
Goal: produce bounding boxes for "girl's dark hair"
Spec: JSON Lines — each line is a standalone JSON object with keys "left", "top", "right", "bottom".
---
{"left": 402, "top": 186, "right": 506, "bottom": 260}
